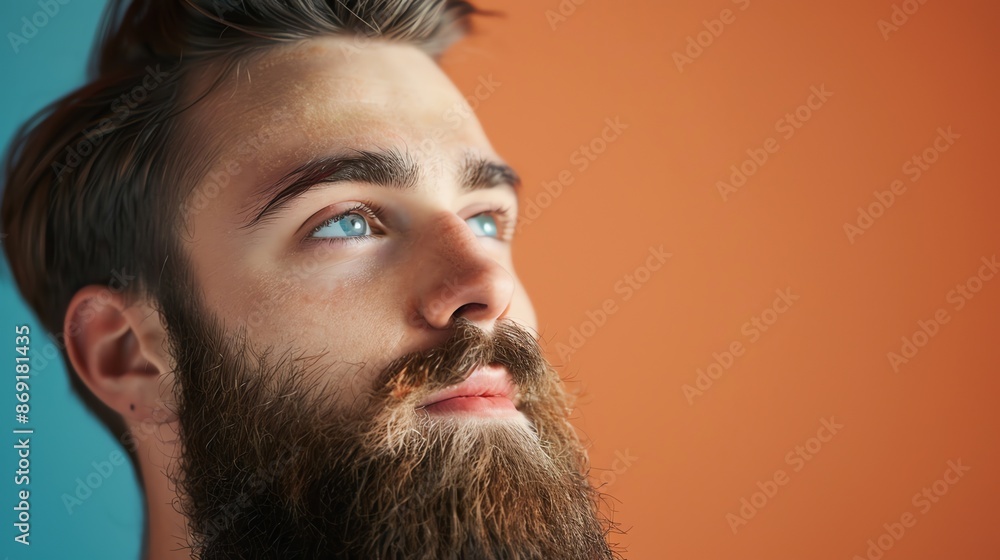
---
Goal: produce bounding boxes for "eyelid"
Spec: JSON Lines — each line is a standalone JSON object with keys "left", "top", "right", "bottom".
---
{"left": 300, "top": 200, "right": 518, "bottom": 246}
{"left": 317, "top": 203, "right": 380, "bottom": 233}
{"left": 483, "top": 206, "right": 517, "bottom": 242}
{"left": 461, "top": 202, "right": 517, "bottom": 242}
{"left": 301, "top": 200, "right": 385, "bottom": 239}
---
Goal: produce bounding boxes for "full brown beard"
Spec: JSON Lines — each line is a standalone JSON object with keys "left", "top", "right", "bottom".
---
{"left": 158, "top": 289, "right": 619, "bottom": 559}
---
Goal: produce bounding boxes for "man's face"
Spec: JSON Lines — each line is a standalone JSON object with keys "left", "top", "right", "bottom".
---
{"left": 158, "top": 37, "right": 614, "bottom": 558}
{"left": 180, "top": 36, "right": 536, "bottom": 407}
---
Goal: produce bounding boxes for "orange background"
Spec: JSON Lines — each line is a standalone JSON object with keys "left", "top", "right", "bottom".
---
{"left": 442, "top": 0, "right": 1000, "bottom": 558}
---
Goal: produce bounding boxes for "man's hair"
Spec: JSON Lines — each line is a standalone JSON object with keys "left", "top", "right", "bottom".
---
{"left": 1, "top": 0, "right": 487, "bottom": 440}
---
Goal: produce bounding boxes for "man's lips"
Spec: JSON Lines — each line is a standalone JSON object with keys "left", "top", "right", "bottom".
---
{"left": 416, "top": 364, "right": 521, "bottom": 417}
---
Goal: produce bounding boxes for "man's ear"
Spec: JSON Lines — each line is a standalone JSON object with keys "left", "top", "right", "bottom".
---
{"left": 64, "top": 285, "right": 177, "bottom": 424}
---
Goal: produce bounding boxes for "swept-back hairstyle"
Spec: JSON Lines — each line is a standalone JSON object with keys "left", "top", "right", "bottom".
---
{"left": 1, "top": 0, "right": 487, "bottom": 442}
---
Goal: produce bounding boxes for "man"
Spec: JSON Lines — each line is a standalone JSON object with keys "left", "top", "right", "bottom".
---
{"left": 2, "top": 0, "right": 619, "bottom": 558}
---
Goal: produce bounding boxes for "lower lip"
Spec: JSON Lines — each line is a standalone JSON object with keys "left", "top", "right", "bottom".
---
{"left": 421, "top": 395, "right": 520, "bottom": 417}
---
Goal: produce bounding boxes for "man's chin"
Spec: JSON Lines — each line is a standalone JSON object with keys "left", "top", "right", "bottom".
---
{"left": 181, "top": 395, "right": 612, "bottom": 558}
{"left": 165, "top": 308, "right": 614, "bottom": 557}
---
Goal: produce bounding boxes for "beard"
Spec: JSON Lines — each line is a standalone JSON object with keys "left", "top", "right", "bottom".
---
{"left": 156, "top": 282, "right": 618, "bottom": 558}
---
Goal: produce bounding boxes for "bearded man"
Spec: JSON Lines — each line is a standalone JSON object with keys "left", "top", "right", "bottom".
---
{"left": 1, "top": 1, "right": 619, "bottom": 558}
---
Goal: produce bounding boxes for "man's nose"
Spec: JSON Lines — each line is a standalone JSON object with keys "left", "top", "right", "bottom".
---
{"left": 411, "top": 212, "right": 515, "bottom": 330}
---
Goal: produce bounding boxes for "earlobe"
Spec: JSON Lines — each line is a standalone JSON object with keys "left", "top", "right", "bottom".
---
{"left": 64, "top": 286, "right": 176, "bottom": 424}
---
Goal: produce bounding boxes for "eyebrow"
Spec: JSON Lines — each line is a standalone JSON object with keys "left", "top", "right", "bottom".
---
{"left": 239, "top": 147, "right": 521, "bottom": 229}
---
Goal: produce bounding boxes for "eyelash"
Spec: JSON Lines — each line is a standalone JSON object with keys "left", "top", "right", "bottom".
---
{"left": 307, "top": 200, "right": 516, "bottom": 245}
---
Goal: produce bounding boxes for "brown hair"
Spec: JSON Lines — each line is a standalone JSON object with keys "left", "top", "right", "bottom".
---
{"left": 1, "top": 0, "right": 488, "bottom": 440}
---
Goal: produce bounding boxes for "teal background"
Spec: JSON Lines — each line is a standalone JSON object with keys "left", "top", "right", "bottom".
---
{"left": 1, "top": 1, "right": 144, "bottom": 559}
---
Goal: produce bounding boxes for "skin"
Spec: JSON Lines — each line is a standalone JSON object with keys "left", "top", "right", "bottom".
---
{"left": 64, "top": 36, "right": 537, "bottom": 559}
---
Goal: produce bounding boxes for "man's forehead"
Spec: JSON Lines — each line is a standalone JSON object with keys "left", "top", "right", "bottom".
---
{"left": 191, "top": 37, "right": 464, "bottom": 125}
{"left": 185, "top": 37, "right": 483, "bottom": 174}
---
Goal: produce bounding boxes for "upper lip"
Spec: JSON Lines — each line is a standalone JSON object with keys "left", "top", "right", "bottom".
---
{"left": 416, "top": 364, "right": 517, "bottom": 408}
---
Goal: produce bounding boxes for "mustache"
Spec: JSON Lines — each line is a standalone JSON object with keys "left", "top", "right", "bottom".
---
{"left": 373, "top": 317, "right": 549, "bottom": 405}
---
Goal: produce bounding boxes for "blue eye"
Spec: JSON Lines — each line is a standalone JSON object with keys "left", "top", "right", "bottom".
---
{"left": 306, "top": 203, "right": 512, "bottom": 245}
{"left": 467, "top": 214, "right": 498, "bottom": 238}
{"left": 312, "top": 212, "right": 371, "bottom": 239}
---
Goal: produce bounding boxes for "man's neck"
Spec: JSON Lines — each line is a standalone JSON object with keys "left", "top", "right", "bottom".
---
{"left": 136, "top": 443, "right": 191, "bottom": 559}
